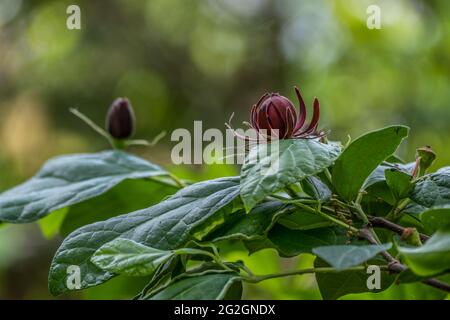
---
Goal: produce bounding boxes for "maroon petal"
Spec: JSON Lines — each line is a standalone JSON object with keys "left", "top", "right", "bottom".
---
{"left": 284, "top": 107, "right": 295, "bottom": 138}
{"left": 298, "top": 97, "right": 320, "bottom": 135}
{"left": 293, "top": 87, "right": 307, "bottom": 133}
{"left": 257, "top": 103, "right": 272, "bottom": 132}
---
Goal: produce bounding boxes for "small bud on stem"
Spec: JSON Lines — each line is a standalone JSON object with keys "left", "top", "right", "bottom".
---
{"left": 106, "top": 97, "right": 135, "bottom": 140}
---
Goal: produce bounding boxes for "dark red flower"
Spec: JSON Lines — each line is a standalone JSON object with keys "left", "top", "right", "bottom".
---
{"left": 106, "top": 97, "right": 135, "bottom": 139}
{"left": 249, "top": 86, "right": 324, "bottom": 139}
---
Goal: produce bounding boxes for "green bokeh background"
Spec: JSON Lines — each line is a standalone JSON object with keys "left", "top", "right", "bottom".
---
{"left": 0, "top": 0, "right": 449, "bottom": 299}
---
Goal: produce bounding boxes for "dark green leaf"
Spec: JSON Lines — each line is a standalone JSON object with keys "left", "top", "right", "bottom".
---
{"left": 398, "top": 227, "right": 450, "bottom": 276}
{"left": 0, "top": 151, "right": 167, "bottom": 223}
{"left": 146, "top": 272, "right": 241, "bottom": 300}
{"left": 312, "top": 244, "right": 392, "bottom": 271}
{"left": 240, "top": 139, "right": 341, "bottom": 211}
{"left": 332, "top": 126, "right": 409, "bottom": 201}
{"left": 410, "top": 167, "right": 450, "bottom": 208}
{"left": 48, "top": 176, "right": 240, "bottom": 296}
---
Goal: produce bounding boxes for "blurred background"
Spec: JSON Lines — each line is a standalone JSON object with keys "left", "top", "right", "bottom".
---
{"left": 0, "top": 0, "right": 449, "bottom": 299}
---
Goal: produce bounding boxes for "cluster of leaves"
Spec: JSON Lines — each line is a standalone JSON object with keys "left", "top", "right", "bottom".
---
{"left": 0, "top": 125, "right": 450, "bottom": 299}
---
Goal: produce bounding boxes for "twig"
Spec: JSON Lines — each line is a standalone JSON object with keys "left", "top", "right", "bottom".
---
{"left": 368, "top": 216, "right": 430, "bottom": 242}
{"left": 70, "top": 108, "right": 113, "bottom": 146}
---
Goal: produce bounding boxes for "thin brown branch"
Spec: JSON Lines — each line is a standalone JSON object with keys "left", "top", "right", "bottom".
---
{"left": 358, "top": 227, "right": 450, "bottom": 293}
{"left": 368, "top": 216, "right": 430, "bottom": 242}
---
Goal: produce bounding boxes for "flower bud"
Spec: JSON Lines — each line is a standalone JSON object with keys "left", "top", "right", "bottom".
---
{"left": 251, "top": 93, "right": 297, "bottom": 138}
{"left": 249, "top": 87, "right": 324, "bottom": 140}
{"left": 106, "top": 97, "right": 135, "bottom": 139}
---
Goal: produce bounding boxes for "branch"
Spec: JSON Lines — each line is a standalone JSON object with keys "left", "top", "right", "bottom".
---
{"left": 368, "top": 216, "right": 430, "bottom": 242}
{"left": 358, "top": 227, "right": 450, "bottom": 293}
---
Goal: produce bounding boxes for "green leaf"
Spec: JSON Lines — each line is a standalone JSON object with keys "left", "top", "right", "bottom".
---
{"left": 385, "top": 169, "right": 412, "bottom": 200}
{"left": 91, "top": 239, "right": 174, "bottom": 277}
{"left": 0, "top": 151, "right": 167, "bottom": 223}
{"left": 60, "top": 179, "right": 177, "bottom": 236}
{"left": 244, "top": 224, "right": 349, "bottom": 257}
{"left": 205, "top": 201, "right": 288, "bottom": 242}
{"left": 312, "top": 244, "right": 392, "bottom": 271}
{"left": 410, "top": 167, "right": 450, "bottom": 208}
{"left": 315, "top": 258, "right": 396, "bottom": 300}
{"left": 398, "top": 227, "right": 450, "bottom": 276}
{"left": 146, "top": 272, "right": 242, "bottom": 300}
{"left": 48, "top": 176, "right": 240, "bottom": 296}
{"left": 420, "top": 205, "right": 450, "bottom": 233}
{"left": 240, "top": 139, "right": 341, "bottom": 211}
{"left": 332, "top": 126, "right": 409, "bottom": 201}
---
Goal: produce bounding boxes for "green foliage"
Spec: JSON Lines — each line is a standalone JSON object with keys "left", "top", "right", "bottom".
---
{"left": 48, "top": 176, "right": 240, "bottom": 295}
{"left": 1, "top": 125, "right": 449, "bottom": 300}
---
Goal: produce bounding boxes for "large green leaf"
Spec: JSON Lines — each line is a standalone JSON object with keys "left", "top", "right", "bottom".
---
{"left": 332, "top": 126, "right": 409, "bottom": 201}
{"left": 315, "top": 258, "right": 396, "bottom": 300}
{"left": 244, "top": 224, "right": 349, "bottom": 257}
{"left": 60, "top": 179, "right": 177, "bottom": 236}
{"left": 146, "top": 272, "right": 242, "bottom": 300}
{"left": 91, "top": 239, "right": 174, "bottom": 277}
{"left": 240, "top": 139, "right": 341, "bottom": 211}
{"left": 398, "top": 227, "right": 450, "bottom": 276}
{"left": 0, "top": 151, "right": 167, "bottom": 223}
{"left": 48, "top": 176, "right": 240, "bottom": 296}
{"left": 410, "top": 167, "right": 450, "bottom": 208}
{"left": 313, "top": 244, "right": 392, "bottom": 271}
{"left": 420, "top": 205, "right": 450, "bottom": 233}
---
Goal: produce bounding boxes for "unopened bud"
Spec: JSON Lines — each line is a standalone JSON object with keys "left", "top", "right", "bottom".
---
{"left": 106, "top": 97, "right": 135, "bottom": 139}
{"left": 401, "top": 227, "right": 422, "bottom": 246}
